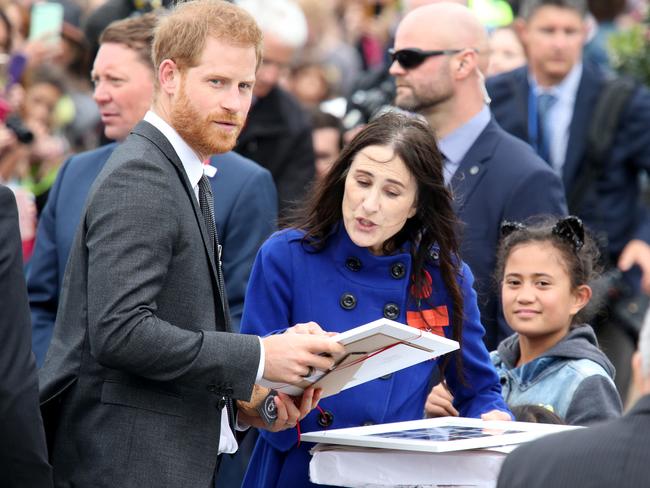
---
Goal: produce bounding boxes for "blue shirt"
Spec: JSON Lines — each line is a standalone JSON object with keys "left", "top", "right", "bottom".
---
{"left": 529, "top": 63, "right": 582, "bottom": 172}
{"left": 439, "top": 106, "right": 491, "bottom": 185}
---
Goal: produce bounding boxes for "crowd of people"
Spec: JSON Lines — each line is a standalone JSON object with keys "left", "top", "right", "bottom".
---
{"left": 1, "top": 0, "right": 650, "bottom": 487}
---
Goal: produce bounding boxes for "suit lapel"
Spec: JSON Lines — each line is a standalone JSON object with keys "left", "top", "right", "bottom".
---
{"left": 450, "top": 120, "right": 496, "bottom": 214}
{"left": 131, "top": 121, "right": 220, "bottom": 283}
{"left": 562, "top": 65, "right": 603, "bottom": 191}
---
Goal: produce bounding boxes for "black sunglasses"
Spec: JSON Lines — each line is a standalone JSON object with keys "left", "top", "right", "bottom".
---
{"left": 388, "top": 47, "right": 464, "bottom": 69}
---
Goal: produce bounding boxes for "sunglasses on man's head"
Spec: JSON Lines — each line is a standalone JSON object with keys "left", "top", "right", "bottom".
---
{"left": 388, "top": 48, "right": 464, "bottom": 69}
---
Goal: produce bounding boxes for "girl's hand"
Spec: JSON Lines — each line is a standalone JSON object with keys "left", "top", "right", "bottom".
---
{"left": 424, "top": 382, "right": 458, "bottom": 417}
{"left": 480, "top": 409, "right": 512, "bottom": 421}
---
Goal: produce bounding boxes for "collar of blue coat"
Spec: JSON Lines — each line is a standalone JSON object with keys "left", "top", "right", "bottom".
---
{"left": 328, "top": 223, "right": 415, "bottom": 287}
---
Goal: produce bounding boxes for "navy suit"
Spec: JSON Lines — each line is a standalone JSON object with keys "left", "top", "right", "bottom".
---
{"left": 487, "top": 64, "right": 650, "bottom": 261}
{"left": 452, "top": 119, "right": 567, "bottom": 348}
{"left": 28, "top": 143, "right": 277, "bottom": 366}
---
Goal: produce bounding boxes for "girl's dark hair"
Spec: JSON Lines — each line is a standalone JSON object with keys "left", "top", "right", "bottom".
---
{"left": 287, "top": 111, "right": 465, "bottom": 376}
{"left": 495, "top": 217, "right": 601, "bottom": 324}
{"left": 511, "top": 404, "right": 565, "bottom": 424}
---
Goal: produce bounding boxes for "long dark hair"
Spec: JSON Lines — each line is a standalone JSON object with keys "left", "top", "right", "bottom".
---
{"left": 288, "top": 111, "right": 465, "bottom": 375}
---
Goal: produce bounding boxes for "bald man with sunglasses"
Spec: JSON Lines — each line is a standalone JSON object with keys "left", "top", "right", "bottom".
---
{"left": 390, "top": 2, "right": 567, "bottom": 352}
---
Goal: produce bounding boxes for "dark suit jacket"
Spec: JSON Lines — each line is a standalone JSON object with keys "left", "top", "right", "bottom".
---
{"left": 28, "top": 143, "right": 277, "bottom": 366}
{"left": 38, "top": 121, "right": 261, "bottom": 488}
{"left": 236, "top": 86, "right": 314, "bottom": 217}
{"left": 0, "top": 185, "right": 52, "bottom": 487}
{"left": 487, "top": 64, "right": 650, "bottom": 261}
{"left": 497, "top": 394, "right": 650, "bottom": 488}
{"left": 452, "top": 119, "right": 567, "bottom": 348}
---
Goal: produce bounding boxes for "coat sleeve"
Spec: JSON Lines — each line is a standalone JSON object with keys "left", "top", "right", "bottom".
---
{"left": 84, "top": 157, "right": 259, "bottom": 396}
{"left": 221, "top": 168, "right": 277, "bottom": 331}
{"left": 564, "top": 375, "right": 622, "bottom": 426}
{"left": 26, "top": 157, "right": 71, "bottom": 367}
{"left": 240, "top": 232, "right": 293, "bottom": 336}
{"left": 444, "top": 262, "right": 512, "bottom": 418}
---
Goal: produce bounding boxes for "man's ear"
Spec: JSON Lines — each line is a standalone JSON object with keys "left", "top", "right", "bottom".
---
{"left": 158, "top": 59, "right": 179, "bottom": 96}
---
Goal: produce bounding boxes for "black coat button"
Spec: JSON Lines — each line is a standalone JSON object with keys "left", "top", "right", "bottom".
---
{"left": 340, "top": 293, "right": 357, "bottom": 310}
{"left": 318, "top": 410, "right": 334, "bottom": 428}
{"left": 390, "top": 262, "right": 406, "bottom": 279}
{"left": 383, "top": 303, "right": 400, "bottom": 320}
{"left": 346, "top": 257, "right": 362, "bottom": 272}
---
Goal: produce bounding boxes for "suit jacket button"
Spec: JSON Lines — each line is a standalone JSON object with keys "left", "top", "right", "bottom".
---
{"left": 346, "top": 257, "right": 362, "bottom": 272}
{"left": 390, "top": 262, "right": 406, "bottom": 279}
{"left": 340, "top": 293, "right": 357, "bottom": 310}
{"left": 383, "top": 303, "right": 400, "bottom": 320}
{"left": 317, "top": 410, "right": 334, "bottom": 428}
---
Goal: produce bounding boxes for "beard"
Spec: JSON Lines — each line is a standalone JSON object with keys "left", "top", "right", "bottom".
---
{"left": 170, "top": 84, "right": 244, "bottom": 157}
{"left": 393, "top": 69, "right": 454, "bottom": 115}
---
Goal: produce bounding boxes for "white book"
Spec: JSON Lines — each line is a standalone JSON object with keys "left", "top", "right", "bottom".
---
{"left": 259, "top": 318, "right": 459, "bottom": 398}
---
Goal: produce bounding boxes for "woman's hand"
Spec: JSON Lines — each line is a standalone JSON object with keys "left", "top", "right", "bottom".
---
{"left": 480, "top": 409, "right": 512, "bottom": 421}
{"left": 424, "top": 382, "right": 458, "bottom": 417}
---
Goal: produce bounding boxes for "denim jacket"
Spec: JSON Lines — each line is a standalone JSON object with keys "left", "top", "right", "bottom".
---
{"left": 491, "top": 324, "right": 622, "bottom": 425}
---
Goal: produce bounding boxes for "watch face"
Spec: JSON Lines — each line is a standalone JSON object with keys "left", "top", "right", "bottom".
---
{"left": 258, "top": 391, "right": 278, "bottom": 426}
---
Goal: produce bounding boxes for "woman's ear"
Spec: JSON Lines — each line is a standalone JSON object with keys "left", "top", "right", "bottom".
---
{"left": 570, "top": 284, "right": 592, "bottom": 316}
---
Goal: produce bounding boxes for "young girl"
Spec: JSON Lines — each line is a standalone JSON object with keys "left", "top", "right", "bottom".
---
{"left": 425, "top": 216, "right": 622, "bottom": 425}
{"left": 492, "top": 216, "right": 622, "bottom": 425}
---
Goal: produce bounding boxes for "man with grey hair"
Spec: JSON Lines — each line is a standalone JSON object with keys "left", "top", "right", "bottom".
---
{"left": 234, "top": 0, "right": 315, "bottom": 217}
{"left": 497, "top": 306, "right": 650, "bottom": 487}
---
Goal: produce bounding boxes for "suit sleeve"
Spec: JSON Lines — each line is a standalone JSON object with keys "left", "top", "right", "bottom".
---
{"left": 0, "top": 186, "right": 53, "bottom": 487}
{"left": 221, "top": 169, "right": 277, "bottom": 331}
{"left": 240, "top": 233, "right": 293, "bottom": 336}
{"left": 84, "top": 157, "right": 259, "bottom": 397}
{"left": 445, "top": 263, "right": 512, "bottom": 418}
{"left": 26, "top": 158, "right": 71, "bottom": 367}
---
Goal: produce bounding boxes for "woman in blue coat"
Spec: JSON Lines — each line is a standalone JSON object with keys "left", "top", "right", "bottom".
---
{"left": 240, "top": 112, "right": 510, "bottom": 487}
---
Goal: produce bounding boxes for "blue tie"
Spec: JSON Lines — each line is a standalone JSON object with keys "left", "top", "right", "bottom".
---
{"left": 537, "top": 92, "right": 557, "bottom": 164}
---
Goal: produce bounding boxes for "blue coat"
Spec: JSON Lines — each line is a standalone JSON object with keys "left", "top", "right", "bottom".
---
{"left": 452, "top": 119, "right": 567, "bottom": 348}
{"left": 487, "top": 63, "right": 650, "bottom": 260}
{"left": 240, "top": 225, "right": 509, "bottom": 488}
{"left": 27, "top": 144, "right": 277, "bottom": 366}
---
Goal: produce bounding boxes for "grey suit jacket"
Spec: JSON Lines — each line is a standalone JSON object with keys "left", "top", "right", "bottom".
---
{"left": 39, "top": 121, "right": 261, "bottom": 488}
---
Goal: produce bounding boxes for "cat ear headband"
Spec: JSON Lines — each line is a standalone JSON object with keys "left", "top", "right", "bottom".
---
{"left": 500, "top": 216, "right": 585, "bottom": 252}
